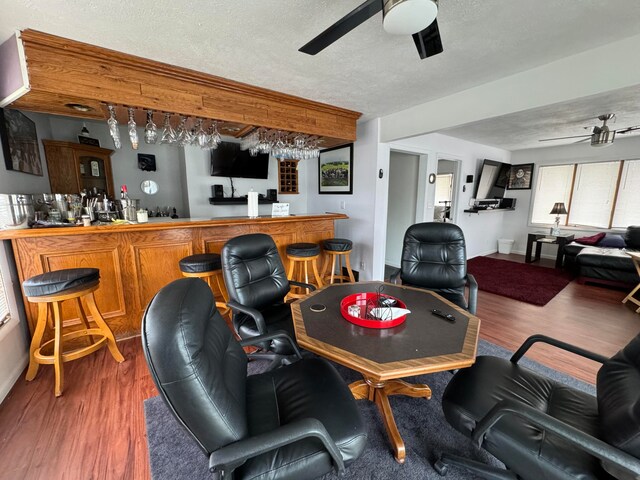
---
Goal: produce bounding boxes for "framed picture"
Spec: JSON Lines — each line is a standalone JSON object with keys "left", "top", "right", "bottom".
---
{"left": 0, "top": 108, "right": 43, "bottom": 176}
{"left": 507, "top": 163, "right": 534, "bottom": 190}
{"left": 319, "top": 144, "right": 353, "bottom": 194}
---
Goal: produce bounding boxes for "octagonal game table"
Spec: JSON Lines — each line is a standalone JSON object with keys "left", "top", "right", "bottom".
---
{"left": 291, "top": 281, "right": 480, "bottom": 464}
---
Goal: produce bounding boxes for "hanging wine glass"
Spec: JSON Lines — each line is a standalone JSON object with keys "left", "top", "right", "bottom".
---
{"left": 144, "top": 110, "right": 158, "bottom": 144}
{"left": 207, "top": 121, "right": 221, "bottom": 149}
{"left": 159, "top": 113, "right": 176, "bottom": 144}
{"left": 194, "top": 119, "right": 208, "bottom": 149}
{"left": 128, "top": 107, "right": 139, "bottom": 150}
{"left": 176, "top": 115, "right": 191, "bottom": 146}
{"left": 107, "top": 105, "right": 121, "bottom": 149}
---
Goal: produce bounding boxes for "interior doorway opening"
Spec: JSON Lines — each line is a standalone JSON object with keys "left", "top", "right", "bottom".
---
{"left": 433, "top": 159, "right": 458, "bottom": 223}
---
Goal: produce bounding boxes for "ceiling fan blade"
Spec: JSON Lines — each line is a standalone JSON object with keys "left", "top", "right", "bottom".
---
{"left": 616, "top": 125, "right": 640, "bottom": 134}
{"left": 299, "top": 0, "right": 382, "bottom": 55}
{"left": 412, "top": 19, "right": 443, "bottom": 59}
{"left": 539, "top": 134, "right": 593, "bottom": 142}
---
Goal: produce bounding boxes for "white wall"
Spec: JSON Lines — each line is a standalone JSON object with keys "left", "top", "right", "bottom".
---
{"left": 183, "top": 146, "right": 308, "bottom": 218}
{"left": 385, "top": 152, "right": 419, "bottom": 267}
{"left": 500, "top": 135, "right": 640, "bottom": 255}
{"left": 389, "top": 133, "right": 512, "bottom": 258}
{"left": 47, "top": 117, "right": 187, "bottom": 216}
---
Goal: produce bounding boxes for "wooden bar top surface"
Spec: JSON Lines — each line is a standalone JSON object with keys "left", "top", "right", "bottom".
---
{"left": 0, "top": 213, "right": 347, "bottom": 240}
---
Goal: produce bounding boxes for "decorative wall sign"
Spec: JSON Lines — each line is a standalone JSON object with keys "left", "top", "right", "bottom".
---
{"left": 0, "top": 108, "right": 43, "bottom": 176}
{"left": 138, "top": 153, "right": 157, "bottom": 172}
{"left": 507, "top": 163, "right": 534, "bottom": 190}
{"left": 78, "top": 135, "right": 100, "bottom": 147}
{"left": 319, "top": 143, "right": 353, "bottom": 194}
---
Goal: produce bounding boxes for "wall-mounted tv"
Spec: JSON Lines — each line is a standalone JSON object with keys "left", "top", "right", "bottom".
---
{"left": 210, "top": 141, "right": 270, "bottom": 179}
{"left": 474, "top": 159, "right": 510, "bottom": 200}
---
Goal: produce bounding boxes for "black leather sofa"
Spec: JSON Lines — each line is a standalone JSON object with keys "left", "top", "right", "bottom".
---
{"left": 563, "top": 226, "right": 640, "bottom": 286}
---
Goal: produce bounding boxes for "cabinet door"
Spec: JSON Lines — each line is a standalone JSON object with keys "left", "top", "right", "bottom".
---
{"left": 78, "top": 155, "right": 110, "bottom": 195}
{"left": 44, "top": 145, "right": 78, "bottom": 193}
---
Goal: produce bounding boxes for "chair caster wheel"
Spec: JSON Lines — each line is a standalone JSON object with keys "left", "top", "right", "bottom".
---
{"left": 434, "top": 459, "right": 448, "bottom": 476}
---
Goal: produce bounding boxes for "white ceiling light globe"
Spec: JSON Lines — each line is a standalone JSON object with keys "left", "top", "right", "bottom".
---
{"left": 383, "top": 0, "right": 438, "bottom": 35}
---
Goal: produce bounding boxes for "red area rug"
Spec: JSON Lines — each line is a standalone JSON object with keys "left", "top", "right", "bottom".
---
{"left": 467, "top": 256, "right": 574, "bottom": 306}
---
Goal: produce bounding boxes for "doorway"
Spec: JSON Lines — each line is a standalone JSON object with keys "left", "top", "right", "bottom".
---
{"left": 385, "top": 151, "right": 420, "bottom": 274}
{"left": 433, "top": 159, "right": 458, "bottom": 223}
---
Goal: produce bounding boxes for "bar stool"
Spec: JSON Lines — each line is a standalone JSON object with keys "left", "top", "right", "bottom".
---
{"left": 321, "top": 238, "right": 356, "bottom": 284}
{"left": 179, "top": 253, "right": 230, "bottom": 316}
{"left": 23, "top": 268, "right": 124, "bottom": 397}
{"left": 286, "top": 242, "right": 323, "bottom": 299}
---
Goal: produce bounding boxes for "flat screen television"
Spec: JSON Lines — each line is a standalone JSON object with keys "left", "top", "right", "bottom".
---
{"left": 210, "top": 141, "right": 270, "bottom": 179}
{"left": 474, "top": 159, "right": 510, "bottom": 200}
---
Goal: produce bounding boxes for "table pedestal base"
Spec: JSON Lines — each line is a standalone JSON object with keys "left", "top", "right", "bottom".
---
{"left": 349, "top": 377, "right": 432, "bottom": 463}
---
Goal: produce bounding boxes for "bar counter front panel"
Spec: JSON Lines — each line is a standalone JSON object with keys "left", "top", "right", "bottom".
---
{"left": 1, "top": 214, "right": 345, "bottom": 339}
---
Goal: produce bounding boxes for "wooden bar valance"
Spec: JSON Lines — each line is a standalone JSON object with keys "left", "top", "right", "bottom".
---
{"left": 4, "top": 30, "right": 360, "bottom": 147}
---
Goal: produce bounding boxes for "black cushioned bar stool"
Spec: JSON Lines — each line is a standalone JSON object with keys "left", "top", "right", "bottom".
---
{"left": 286, "top": 243, "right": 323, "bottom": 299}
{"left": 321, "top": 238, "right": 356, "bottom": 284}
{"left": 179, "top": 253, "right": 229, "bottom": 315}
{"left": 23, "top": 268, "right": 124, "bottom": 397}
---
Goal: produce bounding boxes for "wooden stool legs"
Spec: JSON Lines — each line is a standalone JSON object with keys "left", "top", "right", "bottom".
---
{"left": 321, "top": 250, "right": 356, "bottom": 284}
{"left": 25, "top": 285, "right": 124, "bottom": 396}
{"left": 287, "top": 254, "right": 323, "bottom": 299}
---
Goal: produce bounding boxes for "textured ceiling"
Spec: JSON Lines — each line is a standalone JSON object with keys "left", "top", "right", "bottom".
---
{"left": 2, "top": 0, "right": 640, "bottom": 149}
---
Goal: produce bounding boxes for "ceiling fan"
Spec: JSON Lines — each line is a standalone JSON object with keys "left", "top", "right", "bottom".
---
{"left": 299, "top": 0, "right": 443, "bottom": 60}
{"left": 539, "top": 114, "right": 640, "bottom": 147}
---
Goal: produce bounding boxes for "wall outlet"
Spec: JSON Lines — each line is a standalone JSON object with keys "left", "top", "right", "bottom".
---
{"left": 340, "top": 201, "right": 346, "bottom": 210}
{"left": 360, "top": 261, "right": 365, "bottom": 270}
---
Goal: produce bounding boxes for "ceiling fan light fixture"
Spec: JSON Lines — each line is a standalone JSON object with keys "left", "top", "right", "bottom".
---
{"left": 383, "top": 0, "right": 437, "bottom": 35}
{"left": 591, "top": 130, "right": 615, "bottom": 147}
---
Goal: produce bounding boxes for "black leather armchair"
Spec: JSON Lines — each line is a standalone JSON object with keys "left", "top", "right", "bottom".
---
{"left": 435, "top": 334, "right": 640, "bottom": 480}
{"left": 142, "top": 278, "right": 367, "bottom": 480}
{"left": 221, "top": 233, "right": 314, "bottom": 367}
{"left": 391, "top": 222, "right": 477, "bottom": 314}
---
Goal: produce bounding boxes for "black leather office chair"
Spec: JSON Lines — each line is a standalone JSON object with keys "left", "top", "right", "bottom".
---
{"left": 435, "top": 334, "right": 640, "bottom": 480}
{"left": 391, "top": 222, "right": 477, "bottom": 314}
{"left": 142, "top": 278, "right": 367, "bottom": 480}
{"left": 221, "top": 233, "right": 314, "bottom": 367}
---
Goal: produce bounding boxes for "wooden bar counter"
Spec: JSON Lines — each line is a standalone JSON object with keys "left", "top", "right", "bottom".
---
{"left": 0, "top": 213, "right": 347, "bottom": 340}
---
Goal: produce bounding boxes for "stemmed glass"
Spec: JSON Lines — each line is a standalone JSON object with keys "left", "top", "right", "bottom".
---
{"left": 144, "top": 110, "right": 158, "bottom": 144}
{"left": 176, "top": 116, "right": 192, "bottom": 146}
{"left": 159, "top": 113, "right": 176, "bottom": 144}
{"left": 107, "top": 105, "right": 121, "bottom": 149}
{"left": 207, "top": 121, "right": 221, "bottom": 149}
{"left": 128, "top": 107, "right": 139, "bottom": 150}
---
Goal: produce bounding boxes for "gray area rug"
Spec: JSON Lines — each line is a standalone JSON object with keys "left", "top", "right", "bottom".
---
{"left": 143, "top": 339, "right": 595, "bottom": 479}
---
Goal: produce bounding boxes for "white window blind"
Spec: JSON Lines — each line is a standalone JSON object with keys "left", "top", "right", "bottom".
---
{"left": 531, "top": 165, "right": 574, "bottom": 224}
{"left": 612, "top": 160, "right": 640, "bottom": 228}
{"left": 0, "top": 269, "right": 10, "bottom": 327}
{"left": 568, "top": 161, "right": 620, "bottom": 228}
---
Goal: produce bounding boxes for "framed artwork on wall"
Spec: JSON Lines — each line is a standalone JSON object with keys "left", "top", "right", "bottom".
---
{"left": 0, "top": 108, "right": 43, "bottom": 176}
{"left": 507, "top": 163, "right": 534, "bottom": 190}
{"left": 318, "top": 143, "right": 353, "bottom": 194}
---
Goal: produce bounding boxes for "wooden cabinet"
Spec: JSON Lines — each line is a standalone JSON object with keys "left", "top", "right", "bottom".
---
{"left": 278, "top": 159, "right": 299, "bottom": 194}
{"left": 42, "top": 140, "right": 114, "bottom": 196}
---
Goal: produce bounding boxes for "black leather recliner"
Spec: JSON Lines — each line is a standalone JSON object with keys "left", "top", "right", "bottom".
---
{"left": 142, "top": 278, "right": 367, "bottom": 480}
{"left": 392, "top": 222, "right": 478, "bottom": 314}
{"left": 436, "top": 334, "right": 640, "bottom": 480}
{"left": 221, "top": 233, "right": 314, "bottom": 367}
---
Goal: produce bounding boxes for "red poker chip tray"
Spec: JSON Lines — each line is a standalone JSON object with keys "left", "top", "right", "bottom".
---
{"left": 340, "top": 293, "right": 408, "bottom": 329}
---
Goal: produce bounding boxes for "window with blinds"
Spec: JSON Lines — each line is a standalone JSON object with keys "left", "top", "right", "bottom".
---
{"left": 531, "top": 159, "right": 639, "bottom": 230}
{"left": 0, "top": 269, "right": 10, "bottom": 328}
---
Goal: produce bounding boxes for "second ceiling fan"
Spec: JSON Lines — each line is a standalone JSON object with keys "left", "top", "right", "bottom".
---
{"left": 299, "top": 0, "right": 443, "bottom": 60}
{"left": 539, "top": 114, "right": 640, "bottom": 147}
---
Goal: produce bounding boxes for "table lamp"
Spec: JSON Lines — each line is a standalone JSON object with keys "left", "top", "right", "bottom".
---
{"left": 549, "top": 202, "right": 567, "bottom": 235}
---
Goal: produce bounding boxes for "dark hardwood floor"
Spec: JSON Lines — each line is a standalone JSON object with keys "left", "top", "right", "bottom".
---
{"left": 1, "top": 253, "right": 638, "bottom": 480}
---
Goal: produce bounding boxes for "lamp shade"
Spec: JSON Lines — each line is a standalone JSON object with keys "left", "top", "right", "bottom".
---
{"left": 549, "top": 202, "right": 568, "bottom": 215}
{"left": 383, "top": 0, "right": 438, "bottom": 35}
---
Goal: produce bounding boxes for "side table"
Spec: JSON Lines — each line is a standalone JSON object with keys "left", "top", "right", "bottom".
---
{"left": 525, "top": 232, "right": 575, "bottom": 269}
{"left": 622, "top": 251, "right": 640, "bottom": 314}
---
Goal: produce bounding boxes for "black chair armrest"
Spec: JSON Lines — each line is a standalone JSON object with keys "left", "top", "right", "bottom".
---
{"left": 209, "top": 417, "right": 345, "bottom": 477}
{"left": 289, "top": 280, "right": 316, "bottom": 292}
{"left": 465, "top": 274, "right": 478, "bottom": 315}
{"left": 389, "top": 269, "right": 401, "bottom": 284}
{"left": 471, "top": 400, "right": 640, "bottom": 477}
{"left": 226, "top": 300, "right": 267, "bottom": 334}
{"left": 239, "top": 330, "right": 303, "bottom": 360}
{"left": 510, "top": 334, "right": 608, "bottom": 364}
